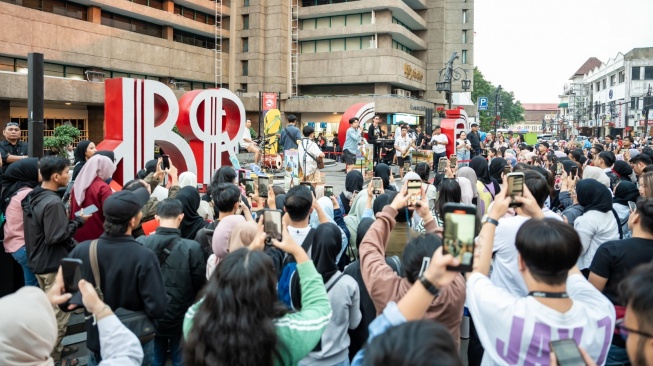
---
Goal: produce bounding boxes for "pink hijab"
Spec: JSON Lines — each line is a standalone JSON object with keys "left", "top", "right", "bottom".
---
{"left": 73, "top": 155, "right": 115, "bottom": 206}
{"left": 211, "top": 215, "right": 246, "bottom": 264}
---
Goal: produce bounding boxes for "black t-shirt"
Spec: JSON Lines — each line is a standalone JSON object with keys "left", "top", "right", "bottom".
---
{"left": 589, "top": 237, "right": 653, "bottom": 304}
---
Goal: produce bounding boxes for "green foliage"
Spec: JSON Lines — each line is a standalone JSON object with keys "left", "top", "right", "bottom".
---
{"left": 44, "top": 125, "right": 81, "bottom": 157}
{"left": 471, "top": 67, "right": 525, "bottom": 132}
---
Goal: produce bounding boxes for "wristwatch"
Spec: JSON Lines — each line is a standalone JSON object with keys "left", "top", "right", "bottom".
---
{"left": 418, "top": 275, "right": 440, "bottom": 296}
{"left": 481, "top": 214, "right": 499, "bottom": 227}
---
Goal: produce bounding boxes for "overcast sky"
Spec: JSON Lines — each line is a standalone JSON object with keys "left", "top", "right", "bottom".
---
{"left": 474, "top": 0, "right": 653, "bottom": 104}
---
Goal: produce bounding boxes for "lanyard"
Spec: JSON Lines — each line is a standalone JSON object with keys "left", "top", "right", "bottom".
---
{"left": 528, "top": 291, "right": 569, "bottom": 299}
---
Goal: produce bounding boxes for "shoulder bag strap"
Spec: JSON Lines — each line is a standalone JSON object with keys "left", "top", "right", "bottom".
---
{"left": 301, "top": 228, "right": 315, "bottom": 252}
{"left": 89, "top": 239, "right": 104, "bottom": 301}
{"left": 326, "top": 274, "right": 344, "bottom": 292}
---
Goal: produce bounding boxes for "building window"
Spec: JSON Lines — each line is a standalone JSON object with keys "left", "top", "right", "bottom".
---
{"left": 129, "top": 0, "right": 163, "bottom": 10}
{"left": 13, "top": 118, "right": 89, "bottom": 146}
{"left": 243, "top": 15, "right": 249, "bottom": 29}
{"left": 244, "top": 0, "right": 249, "bottom": 6}
{"left": 242, "top": 61, "right": 248, "bottom": 76}
{"left": 173, "top": 29, "right": 216, "bottom": 49}
{"left": 645, "top": 66, "right": 653, "bottom": 80}
{"left": 392, "top": 17, "right": 412, "bottom": 31}
{"left": 631, "top": 97, "right": 638, "bottom": 110}
{"left": 461, "top": 50, "right": 467, "bottom": 64}
{"left": 596, "top": 82, "right": 600, "bottom": 92}
{"left": 173, "top": 4, "right": 216, "bottom": 25}
{"left": 610, "top": 74, "right": 616, "bottom": 86}
{"left": 301, "top": 0, "right": 359, "bottom": 6}
{"left": 2, "top": 0, "right": 88, "bottom": 20}
{"left": 102, "top": 11, "right": 163, "bottom": 38}
{"left": 619, "top": 71, "right": 625, "bottom": 83}
{"left": 462, "top": 10, "right": 468, "bottom": 23}
{"left": 242, "top": 38, "right": 249, "bottom": 52}
{"left": 632, "top": 67, "right": 640, "bottom": 80}
{"left": 392, "top": 39, "right": 412, "bottom": 55}
{"left": 300, "top": 36, "right": 374, "bottom": 53}
{"left": 0, "top": 56, "right": 14, "bottom": 72}
{"left": 462, "top": 30, "right": 467, "bottom": 43}
{"left": 602, "top": 79, "right": 606, "bottom": 89}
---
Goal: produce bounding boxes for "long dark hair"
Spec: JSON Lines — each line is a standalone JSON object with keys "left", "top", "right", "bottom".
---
{"left": 183, "top": 248, "right": 290, "bottom": 366}
{"left": 435, "top": 179, "right": 461, "bottom": 219}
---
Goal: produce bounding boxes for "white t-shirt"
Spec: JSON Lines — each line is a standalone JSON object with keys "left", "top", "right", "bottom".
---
{"left": 298, "top": 138, "right": 323, "bottom": 177}
{"left": 467, "top": 272, "right": 615, "bottom": 366}
{"left": 430, "top": 134, "right": 449, "bottom": 154}
{"left": 240, "top": 128, "right": 252, "bottom": 149}
{"left": 490, "top": 212, "right": 563, "bottom": 296}
{"left": 574, "top": 210, "right": 620, "bottom": 269}
{"left": 394, "top": 135, "right": 413, "bottom": 155}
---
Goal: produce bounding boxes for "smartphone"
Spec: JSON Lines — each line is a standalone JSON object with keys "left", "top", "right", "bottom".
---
{"left": 324, "top": 185, "right": 334, "bottom": 198}
{"left": 300, "top": 181, "right": 312, "bottom": 191}
{"left": 549, "top": 339, "right": 587, "bottom": 366}
{"left": 503, "top": 165, "right": 511, "bottom": 176}
{"left": 437, "top": 157, "right": 448, "bottom": 173}
{"left": 75, "top": 204, "right": 98, "bottom": 217}
{"left": 442, "top": 203, "right": 477, "bottom": 272}
{"left": 507, "top": 172, "right": 525, "bottom": 207}
{"left": 61, "top": 258, "right": 83, "bottom": 293}
{"left": 570, "top": 166, "right": 578, "bottom": 178}
{"left": 258, "top": 176, "right": 269, "bottom": 198}
{"left": 556, "top": 162, "right": 563, "bottom": 175}
{"left": 372, "top": 177, "right": 382, "bottom": 195}
{"left": 449, "top": 154, "right": 457, "bottom": 168}
{"left": 161, "top": 154, "right": 170, "bottom": 170}
{"left": 404, "top": 161, "right": 411, "bottom": 171}
{"left": 263, "top": 209, "right": 282, "bottom": 243}
{"left": 407, "top": 179, "right": 422, "bottom": 206}
{"left": 237, "top": 169, "right": 247, "bottom": 184}
{"left": 629, "top": 201, "right": 637, "bottom": 212}
{"left": 244, "top": 179, "right": 255, "bottom": 196}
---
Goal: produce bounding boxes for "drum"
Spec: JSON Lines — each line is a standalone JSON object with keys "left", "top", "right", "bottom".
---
{"left": 262, "top": 154, "right": 282, "bottom": 170}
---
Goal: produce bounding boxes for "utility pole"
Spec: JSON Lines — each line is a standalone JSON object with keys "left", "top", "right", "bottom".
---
{"left": 493, "top": 85, "right": 502, "bottom": 137}
{"left": 645, "top": 84, "right": 652, "bottom": 138}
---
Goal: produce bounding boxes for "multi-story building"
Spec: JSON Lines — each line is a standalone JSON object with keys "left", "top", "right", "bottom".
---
{"left": 0, "top": 0, "right": 474, "bottom": 142}
{"left": 512, "top": 103, "right": 558, "bottom": 134}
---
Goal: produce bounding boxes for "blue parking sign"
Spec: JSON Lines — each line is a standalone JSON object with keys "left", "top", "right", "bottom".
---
{"left": 478, "top": 97, "right": 489, "bottom": 111}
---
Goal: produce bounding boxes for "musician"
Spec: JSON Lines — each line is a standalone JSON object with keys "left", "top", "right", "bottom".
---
{"left": 430, "top": 125, "right": 448, "bottom": 168}
{"left": 394, "top": 125, "right": 416, "bottom": 178}
{"left": 240, "top": 119, "right": 261, "bottom": 165}
{"left": 298, "top": 125, "right": 325, "bottom": 182}
{"left": 343, "top": 117, "right": 363, "bottom": 172}
{"left": 368, "top": 115, "right": 382, "bottom": 163}
{"left": 415, "top": 125, "right": 429, "bottom": 149}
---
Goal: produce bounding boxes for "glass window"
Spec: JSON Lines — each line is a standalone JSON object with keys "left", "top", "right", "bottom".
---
{"left": 631, "top": 97, "right": 638, "bottom": 110}
{"left": 462, "top": 10, "right": 468, "bottom": 23}
{"left": 361, "top": 36, "right": 373, "bottom": 49}
{"left": 619, "top": 71, "right": 625, "bottom": 83}
{"left": 44, "top": 63, "right": 64, "bottom": 77}
{"left": 242, "top": 61, "right": 248, "bottom": 76}
{"left": 0, "top": 56, "right": 14, "bottom": 72}
{"left": 632, "top": 67, "right": 640, "bottom": 80}
{"left": 602, "top": 79, "right": 606, "bottom": 89}
{"left": 244, "top": 0, "right": 249, "bottom": 6}
{"left": 331, "top": 15, "right": 345, "bottom": 27}
{"left": 462, "top": 30, "right": 467, "bottom": 43}
{"left": 196, "top": 12, "right": 206, "bottom": 24}
{"left": 192, "top": 82, "right": 205, "bottom": 90}
{"left": 462, "top": 50, "right": 467, "bottom": 64}
{"left": 174, "top": 5, "right": 182, "bottom": 15}
{"left": 345, "top": 37, "right": 360, "bottom": 50}
{"left": 645, "top": 66, "right": 653, "bottom": 80}
{"left": 146, "top": 75, "right": 161, "bottom": 81}
{"left": 243, "top": 15, "right": 249, "bottom": 29}
{"left": 302, "top": 19, "right": 315, "bottom": 29}
{"left": 183, "top": 8, "right": 195, "bottom": 20}
{"left": 242, "top": 38, "right": 249, "bottom": 52}
{"left": 301, "top": 41, "right": 315, "bottom": 53}
{"left": 345, "top": 14, "right": 360, "bottom": 25}
{"left": 316, "top": 18, "right": 330, "bottom": 29}
{"left": 610, "top": 75, "right": 616, "bottom": 86}
{"left": 65, "top": 66, "right": 85, "bottom": 80}
{"left": 15, "top": 59, "right": 28, "bottom": 73}
{"left": 316, "top": 39, "right": 330, "bottom": 52}
{"left": 331, "top": 38, "right": 345, "bottom": 51}
{"left": 596, "top": 82, "right": 600, "bottom": 91}
{"left": 362, "top": 13, "right": 371, "bottom": 24}
{"left": 131, "top": 74, "right": 146, "bottom": 80}
{"left": 112, "top": 71, "right": 129, "bottom": 78}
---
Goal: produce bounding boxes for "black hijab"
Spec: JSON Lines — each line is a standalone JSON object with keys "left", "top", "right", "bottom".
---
{"left": 374, "top": 163, "right": 395, "bottom": 190}
{"left": 470, "top": 156, "right": 500, "bottom": 193}
{"left": 613, "top": 181, "right": 639, "bottom": 206}
{"left": 345, "top": 170, "right": 364, "bottom": 193}
{"left": 73, "top": 140, "right": 91, "bottom": 164}
{"left": 0, "top": 158, "right": 39, "bottom": 214}
{"left": 372, "top": 191, "right": 411, "bottom": 223}
{"left": 613, "top": 161, "right": 633, "bottom": 179}
{"left": 312, "top": 223, "right": 343, "bottom": 283}
{"left": 489, "top": 158, "right": 507, "bottom": 182}
{"left": 577, "top": 179, "right": 613, "bottom": 213}
{"left": 562, "top": 160, "right": 577, "bottom": 174}
{"left": 95, "top": 150, "right": 115, "bottom": 162}
{"left": 356, "top": 218, "right": 374, "bottom": 251}
{"left": 176, "top": 186, "right": 209, "bottom": 239}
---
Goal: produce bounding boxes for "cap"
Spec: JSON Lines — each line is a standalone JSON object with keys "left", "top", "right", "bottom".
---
{"left": 434, "top": 125, "right": 441, "bottom": 129}
{"left": 103, "top": 187, "right": 150, "bottom": 219}
{"left": 470, "top": 122, "right": 479, "bottom": 127}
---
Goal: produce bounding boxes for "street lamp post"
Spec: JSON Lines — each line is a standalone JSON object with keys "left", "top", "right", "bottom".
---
{"left": 493, "top": 85, "right": 502, "bottom": 138}
{"left": 644, "top": 84, "right": 652, "bottom": 138}
{"left": 436, "top": 52, "right": 471, "bottom": 110}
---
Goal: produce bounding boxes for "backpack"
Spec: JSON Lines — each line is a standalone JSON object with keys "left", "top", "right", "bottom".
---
{"left": 278, "top": 228, "right": 315, "bottom": 310}
{"left": 476, "top": 181, "right": 496, "bottom": 217}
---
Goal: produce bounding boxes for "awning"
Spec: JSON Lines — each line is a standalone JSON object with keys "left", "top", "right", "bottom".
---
{"left": 558, "top": 103, "right": 568, "bottom": 108}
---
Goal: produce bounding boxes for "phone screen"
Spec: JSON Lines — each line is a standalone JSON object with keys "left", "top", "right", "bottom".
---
{"left": 372, "top": 177, "right": 382, "bottom": 194}
{"left": 407, "top": 179, "right": 421, "bottom": 206}
{"left": 556, "top": 162, "right": 563, "bottom": 175}
{"left": 571, "top": 166, "right": 578, "bottom": 178}
{"left": 237, "top": 169, "right": 246, "bottom": 184}
{"left": 325, "top": 185, "right": 333, "bottom": 197}
{"left": 300, "top": 182, "right": 312, "bottom": 191}
{"left": 629, "top": 201, "right": 637, "bottom": 212}
{"left": 549, "top": 339, "right": 586, "bottom": 366}
{"left": 162, "top": 154, "right": 170, "bottom": 170}
{"left": 443, "top": 206, "right": 476, "bottom": 272}
{"left": 449, "top": 155, "right": 457, "bottom": 168}
{"left": 264, "top": 210, "right": 282, "bottom": 242}
{"left": 259, "top": 176, "right": 269, "bottom": 198}
{"left": 75, "top": 204, "right": 98, "bottom": 217}
{"left": 438, "top": 157, "right": 447, "bottom": 173}
{"left": 504, "top": 166, "right": 511, "bottom": 176}
{"left": 61, "top": 258, "right": 83, "bottom": 293}
{"left": 244, "top": 179, "right": 255, "bottom": 195}
{"left": 404, "top": 162, "right": 411, "bottom": 171}
{"left": 508, "top": 173, "right": 524, "bottom": 207}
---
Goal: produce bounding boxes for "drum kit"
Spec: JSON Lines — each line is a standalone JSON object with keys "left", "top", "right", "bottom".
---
{"left": 256, "top": 133, "right": 283, "bottom": 171}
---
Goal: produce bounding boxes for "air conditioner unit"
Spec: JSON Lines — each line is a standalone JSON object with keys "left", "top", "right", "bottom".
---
{"left": 393, "top": 88, "right": 403, "bottom": 96}
{"left": 417, "top": 90, "right": 424, "bottom": 98}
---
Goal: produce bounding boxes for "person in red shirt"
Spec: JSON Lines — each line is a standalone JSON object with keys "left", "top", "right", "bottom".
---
{"left": 70, "top": 155, "right": 115, "bottom": 242}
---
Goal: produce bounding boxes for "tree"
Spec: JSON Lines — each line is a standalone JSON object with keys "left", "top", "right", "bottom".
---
{"left": 471, "top": 67, "right": 525, "bottom": 132}
{"left": 44, "top": 125, "right": 81, "bottom": 158}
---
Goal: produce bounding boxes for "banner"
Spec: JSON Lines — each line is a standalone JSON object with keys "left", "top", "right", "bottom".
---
{"left": 615, "top": 104, "right": 626, "bottom": 129}
{"left": 262, "top": 92, "right": 278, "bottom": 112}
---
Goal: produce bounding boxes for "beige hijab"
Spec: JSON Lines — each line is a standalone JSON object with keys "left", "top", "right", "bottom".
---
{"left": 0, "top": 287, "right": 57, "bottom": 366}
{"left": 228, "top": 221, "right": 259, "bottom": 253}
{"left": 583, "top": 166, "right": 611, "bottom": 188}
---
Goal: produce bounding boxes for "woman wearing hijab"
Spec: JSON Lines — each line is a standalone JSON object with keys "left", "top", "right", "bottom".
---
{"left": 574, "top": 179, "right": 621, "bottom": 271}
{"left": 227, "top": 221, "right": 258, "bottom": 253}
{"left": 613, "top": 181, "right": 640, "bottom": 238}
{"left": 457, "top": 167, "right": 479, "bottom": 205}
{"left": 298, "top": 223, "right": 361, "bottom": 366}
{"left": 339, "top": 170, "right": 363, "bottom": 214}
{"left": 178, "top": 172, "right": 214, "bottom": 221}
{"left": 488, "top": 158, "right": 507, "bottom": 186}
{"left": 2, "top": 158, "right": 40, "bottom": 287}
{"left": 176, "top": 186, "right": 211, "bottom": 241}
{"left": 373, "top": 163, "right": 397, "bottom": 191}
{"left": 71, "top": 140, "right": 96, "bottom": 181}
{"left": 310, "top": 196, "right": 349, "bottom": 261}
{"left": 207, "top": 215, "right": 246, "bottom": 279}
{"left": 70, "top": 155, "right": 115, "bottom": 242}
{"left": 469, "top": 156, "right": 500, "bottom": 216}
{"left": 583, "top": 166, "right": 611, "bottom": 188}
{"left": 612, "top": 160, "right": 636, "bottom": 184}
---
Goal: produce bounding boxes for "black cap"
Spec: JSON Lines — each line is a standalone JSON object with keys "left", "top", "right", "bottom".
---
{"left": 103, "top": 187, "right": 150, "bottom": 219}
{"left": 470, "top": 122, "right": 479, "bottom": 127}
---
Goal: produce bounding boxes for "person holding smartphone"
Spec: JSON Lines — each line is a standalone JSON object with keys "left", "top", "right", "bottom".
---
{"left": 468, "top": 181, "right": 615, "bottom": 366}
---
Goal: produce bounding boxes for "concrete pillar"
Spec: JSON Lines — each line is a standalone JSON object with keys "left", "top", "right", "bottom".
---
{"left": 163, "top": 26, "right": 173, "bottom": 41}
{"left": 88, "top": 6, "right": 101, "bottom": 24}
{"left": 163, "top": 0, "right": 174, "bottom": 13}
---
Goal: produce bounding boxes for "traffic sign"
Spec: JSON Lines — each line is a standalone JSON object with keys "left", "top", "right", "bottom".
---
{"left": 478, "top": 97, "right": 489, "bottom": 111}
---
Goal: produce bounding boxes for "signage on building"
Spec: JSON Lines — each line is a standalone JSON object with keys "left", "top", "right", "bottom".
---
{"left": 615, "top": 103, "right": 626, "bottom": 128}
{"left": 404, "top": 64, "right": 424, "bottom": 81}
{"left": 609, "top": 89, "right": 613, "bottom": 100}
{"left": 98, "top": 78, "right": 246, "bottom": 185}
{"left": 410, "top": 104, "right": 427, "bottom": 111}
{"left": 478, "top": 97, "right": 488, "bottom": 111}
{"left": 262, "top": 92, "right": 278, "bottom": 111}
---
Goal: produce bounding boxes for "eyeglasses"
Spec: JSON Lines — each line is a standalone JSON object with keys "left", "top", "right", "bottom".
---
{"left": 617, "top": 321, "right": 653, "bottom": 341}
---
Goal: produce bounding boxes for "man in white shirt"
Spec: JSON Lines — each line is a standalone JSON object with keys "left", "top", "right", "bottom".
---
{"left": 297, "top": 125, "right": 325, "bottom": 182}
{"left": 239, "top": 119, "right": 260, "bottom": 165}
{"left": 394, "top": 125, "right": 415, "bottom": 178}
{"left": 490, "top": 170, "right": 563, "bottom": 297}
{"left": 468, "top": 183, "right": 615, "bottom": 366}
{"left": 430, "top": 125, "right": 449, "bottom": 169}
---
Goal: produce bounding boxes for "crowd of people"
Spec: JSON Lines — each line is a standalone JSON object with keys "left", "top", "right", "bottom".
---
{"left": 1, "top": 118, "right": 653, "bottom": 366}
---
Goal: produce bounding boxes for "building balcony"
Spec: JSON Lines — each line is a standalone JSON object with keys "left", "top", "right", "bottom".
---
{"left": 299, "top": 23, "right": 425, "bottom": 50}
{"left": 300, "top": 0, "right": 426, "bottom": 31}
